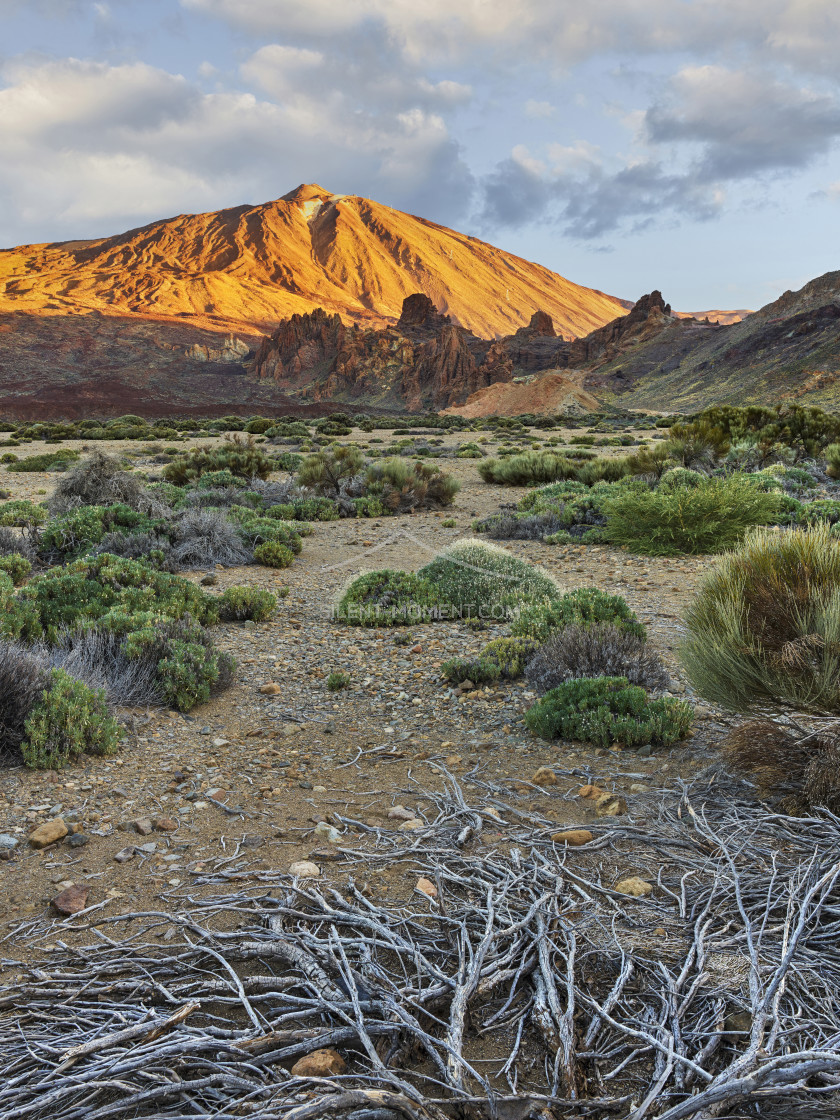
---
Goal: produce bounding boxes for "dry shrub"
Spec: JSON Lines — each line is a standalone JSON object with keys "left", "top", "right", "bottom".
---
{"left": 0, "top": 644, "right": 49, "bottom": 762}
{"left": 722, "top": 718, "right": 840, "bottom": 814}
{"left": 49, "top": 450, "right": 162, "bottom": 515}
{"left": 169, "top": 509, "right": 252, "bottom": 569}
{"left": 526, "top": 623, "right": 670, "bottom": 694}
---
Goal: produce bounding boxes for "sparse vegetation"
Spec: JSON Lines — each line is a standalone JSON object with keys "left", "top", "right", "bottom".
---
{"left": 526, "top": 623, "right": 669, "bottom": 694}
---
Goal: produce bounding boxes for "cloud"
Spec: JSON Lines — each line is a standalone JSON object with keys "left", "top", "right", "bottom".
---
{"left": 181, "top": 0, "right": 840, "bottom": 75}
{"left": 525, "top": 100, "right": 554, "bottom": 119}
{"left": 480, "top": 64, "right": 840, "bottom": 238}
{"left": 0, "top": 56, "right": 473, "bottom": 244}
{"left": 646, "top": 65, "right": 840, "bottom": 178}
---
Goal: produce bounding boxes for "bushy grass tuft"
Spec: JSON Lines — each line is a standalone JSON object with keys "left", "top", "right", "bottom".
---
{"left": 363, "top": 458, "right": 459, "bottom": 512}
{"left": 525, "top": 676, "right": 692, "bottom": 747}
{"left": 48, "top": 450, "right": 159, "bottom": 514}
{"left": 6, "top": 450, "right": 80, "bottom": 473}
{"left": 478, "top": 636, "right": 540, "bottom": 678}
{"left": 163, "top": 435, "right": 273, "bottom": 484}
{"left": 253, "top": 541, "right": 294, "bottom": 568}
{"left": 721, "top": 719, "right": 840, "bottom": 814}
{"left": 681, "top": 524, "right": 840, "bottom": 714}
{"left": 602, "top": 474, "right": 784, "bottom": 555}
{"left": 441, "top": 657, "right": 501, "bottom": 686}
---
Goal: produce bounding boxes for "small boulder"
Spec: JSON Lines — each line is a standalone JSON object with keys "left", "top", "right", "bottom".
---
{"left": 51, "top": 884, "right": 89, "bottom": 915}
{"left": 133, "top": 818, "right": 153, "bottom": 836}
{"left": 615, "top": 876, "right": 653, "bottom": 898}
{"left": 291, "top": 1048, "right": 346, "bottom": 1077}
{"left": 532, "top": 766, "right": 557, "bottom": 786}
{"left": 153, "top": 817, "right": 178, "bottom": 832}
{"left": 29, "top": 819, "right": 68, "bottom": 849}
{"left": 289, "top": 860, "right": 321, "bottom": 878}
{"left": 578, "top": 784, "right": 607, "bottom": 800}
{"left": 398, "top": 818, "right": 424, "bottom": 832}
{"left": 415, "top": 876, "right": 438, "bottom": 898}
{"left": 387, "top": 806, "right": 417, "bottom": 821}
{"left": 113, "top": 846, "right": 136, "bottom": 863}
{"left": 551, "top": 829, "right": 594, "bottom": 846}
{"left": 595, "top": 793, "right": 627, "bottom": 818}
{"left": 259, "top": 683, "right": 282, "bottom": 696}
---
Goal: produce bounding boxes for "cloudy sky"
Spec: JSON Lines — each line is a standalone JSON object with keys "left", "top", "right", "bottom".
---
{"left": 2, "top": 0, "right": 839, "bottom": 310}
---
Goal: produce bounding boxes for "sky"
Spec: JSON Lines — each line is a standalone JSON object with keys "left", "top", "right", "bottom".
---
{"left": 1, "top": 1, "right": 839, "bottom": 311}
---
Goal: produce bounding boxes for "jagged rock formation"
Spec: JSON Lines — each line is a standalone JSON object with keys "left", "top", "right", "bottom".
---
{"left": 253, "top": 294, "right": 570, "bottom": 409}
{"left": 567, "top": 291, "right": 673, "bottom": 368}
{"left": 580, "top": 273, "right": 840, "bottom": 411}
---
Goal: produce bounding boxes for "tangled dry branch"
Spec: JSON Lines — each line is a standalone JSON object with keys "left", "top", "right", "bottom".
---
{"left": 1, "top": 771, "right": 839, "bottom": 1119}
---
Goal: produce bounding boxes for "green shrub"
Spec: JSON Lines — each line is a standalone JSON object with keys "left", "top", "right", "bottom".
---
{"left": 21, "top": 669, "right": 122, "bottom": 769}
{"left": 217, "top": 586, "right": 277, "bottom": 622}
{"left": 163, "top": 435, "right": 273, "bottom": 484}
{"left": 0, "top": 499, "right": 47, "bottom": 527}
{"left": 297, "top": 445, "right": 365, "bottom": 495}
{"left": 441, "top": 658, "right": 501, "bottom": 686}
{"left": 512, "top": 587, "right": 645, "bottom": 643}
{"left": 477, "top": 636, "right": 539, "bottom": 678}
{"left": 122, "top": 616, "right": 235, "bottom": 711}
{"left": 195, "top": 469, "right": 246, "bottom": 490}
{"left": 326, "top": 670, "right": 351, "bottom": 691}
{"left": 524, "top": 676, "right": 692, "bottom": 747}
{"left": 795, "top": 499, "right": 840, "bottom": 527}
{"left": 38, "top": 503, "right": 160, "bottom": 562}
{"left": 6, "top": 450, "right": 80, "bottom": 473}
{"left": 441, "top": 517, "right": 456, "bottom": 528}
{"left": 825, "top": 443, "right": 840, "bottom": 480}
{"left": 268, "top": 497, "right": 339, "bottom": 522}
{"left": 659, "top": 467, "right": 706, "bottom": 490}
{"left": 0, "top": 554, "right": 31, "bottom": 586}
{"left": 335, "top": 570, "right": 443, "bottom": 626}
{"left": 418, "top": 539, "right": 560, "bottom": 618}
{"left": 602, "top": 474, "right": 784, "bottom": 555}
{"left": 228, "top": 507, "right": 305, "bottom": 551}
{"left": 275, "top": 451, "right": 304, "bottom": 472}
{"left": 9, "top": 554, "right": 217, "bottom": 643}
{"left": 253, "top": 541, "right": 294, "bottom": 568}
{"left": 681, "top": 524, "right": 840, "bottom": 714}
{"left": 478, "top": 451, "right": 579, "bottom": 485}
{"left": 0, "top": 453, "right": 18, "bottom": 464}
{"left": 363, "top": 458, "right": 459, "bottom": 511}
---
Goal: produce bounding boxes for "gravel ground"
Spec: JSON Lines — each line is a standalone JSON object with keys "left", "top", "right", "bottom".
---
{"left": 0, "top": 427, "right": 736, "bottom": 954}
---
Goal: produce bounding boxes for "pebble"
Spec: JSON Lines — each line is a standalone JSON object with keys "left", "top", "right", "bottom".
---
{"left": 113, "top": 846, "right": 136, "bottom": 863}
{"left": 289, "top": 860, "right": 321, "bottom": 878}
{"left": 67, "top": 833, "right": 89, "bottom": 848}
{"left": 28, "top": 819, "right": 68, "bottom": 848}
{"left": 314, "top": 822, "right": 341, "bottom": 844}
{"left": 291, "top": 1048, "right": 346, "bottom": 1077}
{"left": 259, "top": 683, "right": 282, "bottom": 695}
{"left": 415, "top": 876, "right": 438, "bottom": 898}
{"left": 578, "top": 785, "right": 607, "bottom": 800}
{"left": 398, "top": 818, "right": 424, "bottom": 831}
{"left": 154, "top": 817, "right": 178, "bottom": 831}
{"left": 0, "top": 833, "right": 19, "bottom": 851}
{"left": 133, "top": 818, "right": 154, "bottom": 835}
{"left": 551, "top": 829, "right": 594, "bottom": 846}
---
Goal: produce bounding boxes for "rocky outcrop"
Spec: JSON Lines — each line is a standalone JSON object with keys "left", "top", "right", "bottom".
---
{"left": 567, "top": 291, "right": 673, "bottom": 368}
{"left": 396, "top": 293, "right": 451, "bottom": 336}
{"left": 403, "top": 323, "right": 477, "bottom": 409}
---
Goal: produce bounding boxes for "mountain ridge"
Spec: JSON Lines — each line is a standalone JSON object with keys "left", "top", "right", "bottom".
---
{"left": 0, "top": 184, "right": 628, "bottom": 341}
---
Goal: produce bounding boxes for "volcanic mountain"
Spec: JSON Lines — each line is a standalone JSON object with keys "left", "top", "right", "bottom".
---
{"left": 0, "top": 183, "right": 627, "bottom": 340}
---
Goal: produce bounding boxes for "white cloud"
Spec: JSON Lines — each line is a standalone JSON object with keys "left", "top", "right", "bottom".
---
{"left": 0, "top": 56, "right": 473, "bottom": 244}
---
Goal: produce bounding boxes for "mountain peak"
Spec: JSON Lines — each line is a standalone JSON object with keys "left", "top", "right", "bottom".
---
{"left": 281, "top": 183, "right": 334, "bottom": 203}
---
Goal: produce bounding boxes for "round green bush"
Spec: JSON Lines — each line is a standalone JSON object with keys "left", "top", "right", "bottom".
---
{"left": 418, "top": 538, "right": 560, "bottom": 619}
{"left": 524, "top": 676, "right": 692, "bottom": 747}
{"left": 254, "top": 541, "right": 294, "bottom": 568}
{"left": 0, "top": 553, "right": 32, "bottom": 586}
{"left": 21, "top": 669, "right": 122, "bottom": 769}
{"left": 335, "top": 570, "right": 443, "bottom": 626}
